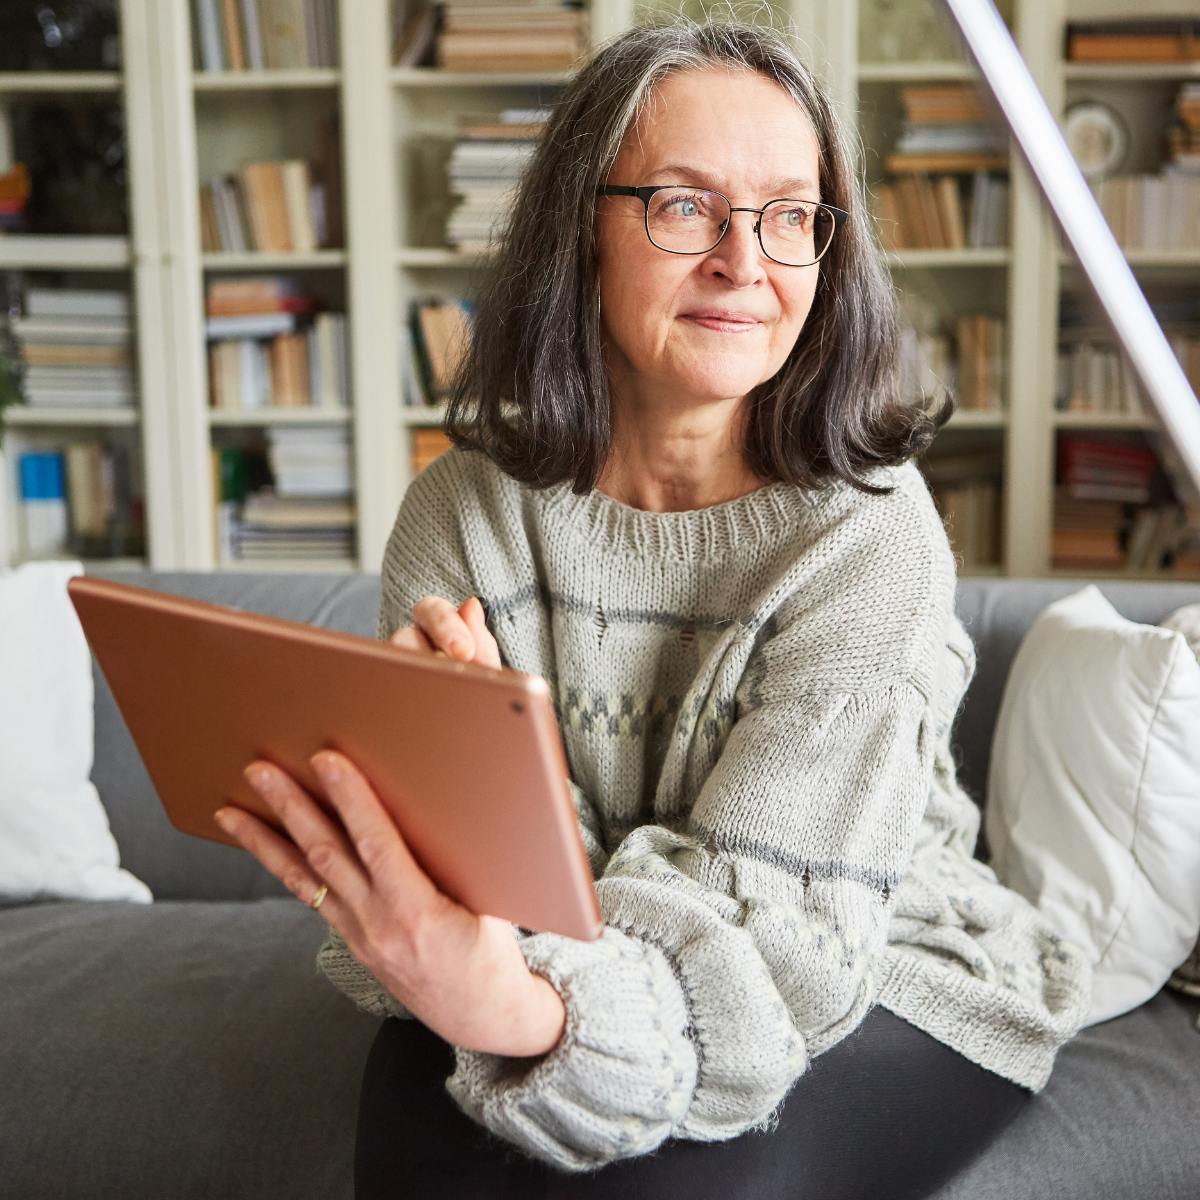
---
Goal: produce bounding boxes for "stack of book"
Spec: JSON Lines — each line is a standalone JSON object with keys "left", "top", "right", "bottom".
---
{"left": 402, "top": 298, "right": 473, "bottom": 406}
{"left": 14, "top": 288, "right": 136, "bottom": 408}
{"left": 1089, "top": 173, "right": 1200, "bottom": 252}
{"left": 1051, "top": 437, "right": 1188, "bottom": 570}
{"left": 445, "top": 108, "right": 549, "bottom": 250}
{"left": 194, "top": 0, "right": 339, "bottom": 70}
{"left": 266, "top": 424, "right": 352, "bottom": 496}
{"left": 1052, "top": 487, "right": 1129, "bottom": 568}
{"left": 1058, "top": 436, "right": 1159, "bottom": 504}
{"left": 64, "top": 441, "right": 145, "bottom": 559}
{"left": 918, "top": 448, "right": 1003, "bottom": 569}
{"left": 1066, "top": 19, "right": 1199, "bottom": 63}
{"left": 1086, "top": 80, "right": 1200, "bottom": 252}
{"left": 874, "top": 84, "right": 1008, "bottom": 250}
{"left": 211, "top": 427, "right": 356, "bottom": 563}
{"left": 873, "top": 169, "right": 1008, "bottom": 250}
{"left": 1055, "top": 329, "right": 1200, "bottom": 417}
{"left": 228, "top": 486, "right": 356, "bottom": 561}
{"left": 955, "top": 315, "right": 1004, "bottom": 410}
{"left": 433, "top": 1, "right": 588, "bottom": 72}
{"left": 1057, "top": 294, "right": 1198, "bottom": 416}
{"left": 896, "top": 312, "right": 1004, "bottom": 411}
{"left": 205, "top": 278, "right": 348, "bottom": 410}
{"left": 200, "top": 153, "right": 341, "bottom": 253}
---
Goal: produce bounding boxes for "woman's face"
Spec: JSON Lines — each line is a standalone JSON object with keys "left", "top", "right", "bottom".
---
{"left": 595, "top": 66, "right": 825, "bottom": 410}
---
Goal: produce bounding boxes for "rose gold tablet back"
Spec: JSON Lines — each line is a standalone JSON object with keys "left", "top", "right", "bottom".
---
{"left": 67, "top": 574, "right": 603, "bottom": 942}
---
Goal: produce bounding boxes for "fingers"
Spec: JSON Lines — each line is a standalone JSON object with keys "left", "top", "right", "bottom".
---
{"left": 461, "top": 597, "right": 502, "bottom": 670}
{"left": 387, "top": 595, "right": 500, "bottom": 668}
{"left": 389, "top": 624, "right": 438, "bottom": 653}
{"left": 411, "top": 595, "right": 475, "bottom": 660}
{"left": 237, "top": 762, "right": 374, "bottom": 913}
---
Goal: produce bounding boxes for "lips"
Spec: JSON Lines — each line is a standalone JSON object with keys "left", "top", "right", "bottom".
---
{"left": 682, "top": 310, "right": 762, "bottom": 323}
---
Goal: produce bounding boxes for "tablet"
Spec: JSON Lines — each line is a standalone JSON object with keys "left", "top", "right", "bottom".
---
{"left": 67, "top": 574, "right": 603, "bottom": 942}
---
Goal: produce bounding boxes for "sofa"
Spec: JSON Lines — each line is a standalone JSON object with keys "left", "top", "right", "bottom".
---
{"left": 2, "top": 566, "right": 1198, "bottom": 1200}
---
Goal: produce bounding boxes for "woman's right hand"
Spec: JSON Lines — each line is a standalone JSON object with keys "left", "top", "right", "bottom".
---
{"left": 389, "top": 595, "right": 502, "bottom": 670}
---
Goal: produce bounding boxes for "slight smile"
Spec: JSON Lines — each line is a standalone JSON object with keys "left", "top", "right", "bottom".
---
{"left": 681, "top": 315, "right": 762, "bottom": 333}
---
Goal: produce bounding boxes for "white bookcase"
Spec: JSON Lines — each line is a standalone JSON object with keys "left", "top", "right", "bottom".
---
{"left": 0, "top": 0, "right": 1196, "bottom": 581}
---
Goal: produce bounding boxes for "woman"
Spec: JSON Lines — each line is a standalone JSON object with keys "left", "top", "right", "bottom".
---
{"left": 216, "top": 16, "right": 1094, "bottom": 1199}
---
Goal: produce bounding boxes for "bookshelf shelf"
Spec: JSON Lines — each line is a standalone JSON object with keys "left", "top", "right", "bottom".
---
{"left": 0, "top": 235, "right": 131, "bottom": 270}
{"left": 887, "top": 249, "right": 1011, "bottom": 268}
{"left": 1051, "top": 412, "right": 1159, "bottom": 429}
{"left": 80, "top": 557, "right": 148, "bottom": 571}
{"left": 1059, "top": 251, "right": 1200, "bottom": 269}
{"left": 856, "top": 61, "right": 975, "bottom": 82}
{"left": 201, "top": 251, "right": 348, "bottom": 270}
{"left": 4, "top": 407, "right": 140, "bottom": 427}
{"left": 216, "top": 557, "right": 356, "bottom": 572}
{"left": 192, "top": 69, "right": 341, "bottom": 91}
{"left": 945, "top": 411, "right": 1008, "bottom": 428}
{"left": 0, "top": 72, "right": 121, "bottom": 94}
{"left": 16, "top": 554, "right": 148, "bottom": 570}
{"left": 208, "top": 408, "right": 352, "bottom": 425}
{"left": 1047, "top": 566, "right": 1200, "bottom": 582}
{"left": 1062, "top": 63, "right": 1200, "bottom": 82}
{"left": 390, "top": 68, "right": 574, "bottom": 87}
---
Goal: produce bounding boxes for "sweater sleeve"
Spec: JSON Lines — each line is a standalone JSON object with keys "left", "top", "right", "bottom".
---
{"left": 444, "top": 677, "right": 937, "bottom": 1173}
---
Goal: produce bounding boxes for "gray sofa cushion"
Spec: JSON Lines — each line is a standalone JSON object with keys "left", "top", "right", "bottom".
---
{"left": 0, "top": 897, "right": 378, "bottom": 1200}
{"left": 933, "top": 987, "right": 1200, "bottom": 1199}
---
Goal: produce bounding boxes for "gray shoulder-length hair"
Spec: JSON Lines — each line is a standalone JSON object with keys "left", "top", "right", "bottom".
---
{"left": 441, "top": 15, "right": 955, "bottom": 499}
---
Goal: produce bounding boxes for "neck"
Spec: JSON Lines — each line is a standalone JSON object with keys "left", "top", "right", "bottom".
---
{"left": 596, "top": 388, "right": 764, "bottom": 513}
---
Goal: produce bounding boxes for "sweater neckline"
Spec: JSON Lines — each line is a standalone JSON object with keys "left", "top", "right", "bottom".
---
{"left": 534, "top": 471, "right": 833, "bottom": 562}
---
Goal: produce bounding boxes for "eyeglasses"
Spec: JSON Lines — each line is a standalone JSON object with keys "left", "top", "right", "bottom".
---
{"left": 597, "top": 184, "right": 848, "bottom": 267}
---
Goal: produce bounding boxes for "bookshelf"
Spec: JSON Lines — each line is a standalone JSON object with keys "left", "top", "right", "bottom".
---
{"left": 0, "top": 0, "right": 1196, "bottom": 581}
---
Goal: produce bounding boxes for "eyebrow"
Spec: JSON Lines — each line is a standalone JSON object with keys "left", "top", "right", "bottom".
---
{"left": 647, "top": 164, "right": 819, "bottom": 196}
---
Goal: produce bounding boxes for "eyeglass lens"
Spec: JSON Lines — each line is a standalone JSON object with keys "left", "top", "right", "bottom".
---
{"left": 645, "top": 188, "right": 836, "bottom": 265}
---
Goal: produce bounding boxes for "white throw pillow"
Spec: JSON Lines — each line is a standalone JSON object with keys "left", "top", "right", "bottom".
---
{"left": 1160, "top": 601, "right": 1200, "bottom": 999}
{"left": 985, "top": 584, "right": 1200, "bottom": 1027}
{"left": 0, "top": 560, "right": 151, "bottom": 903}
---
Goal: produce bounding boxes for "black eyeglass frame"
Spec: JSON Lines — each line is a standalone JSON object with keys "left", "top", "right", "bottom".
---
{"left": 596, "top": 184, "right": 849, "bottom": 267}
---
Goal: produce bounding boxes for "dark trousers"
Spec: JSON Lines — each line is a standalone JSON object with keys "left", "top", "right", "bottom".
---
{"left": 355, "top": 1004, "right": 1033, "bottom": 1200}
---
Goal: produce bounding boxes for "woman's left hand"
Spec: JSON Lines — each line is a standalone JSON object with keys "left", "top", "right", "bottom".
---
{"left": 214, "top": 749, "right": 568, "bottom": 1059}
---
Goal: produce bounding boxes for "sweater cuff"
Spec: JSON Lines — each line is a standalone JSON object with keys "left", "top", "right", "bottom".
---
{"left": 444, "top": 924, "right": 698, "bottom": 1173}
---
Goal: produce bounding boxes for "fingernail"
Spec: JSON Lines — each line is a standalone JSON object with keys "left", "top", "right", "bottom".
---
{"left": 448, "top": 637, "right": 468, "bottom": 657}
{"left": 312, "top": 753, "right": 340, "bottom": 783}
{"left": 244, "top": 764, "right": 271, "bottom": 791}
{"left": 214, "top": 808, "right": 233, "bottom": 831}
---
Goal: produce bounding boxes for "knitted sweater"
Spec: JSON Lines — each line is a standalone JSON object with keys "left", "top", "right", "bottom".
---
{"left": 316, "top": 444, "right": 1093, "bottom": 1174}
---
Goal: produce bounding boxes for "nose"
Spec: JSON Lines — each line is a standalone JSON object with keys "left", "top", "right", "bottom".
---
{"left": 703, "top": 208, "right": 768, "bottom": 289}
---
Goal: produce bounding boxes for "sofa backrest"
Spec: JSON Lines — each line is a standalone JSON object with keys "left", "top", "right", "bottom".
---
{"left": 84, "top": 567, "right": 1200, "bottom": 901}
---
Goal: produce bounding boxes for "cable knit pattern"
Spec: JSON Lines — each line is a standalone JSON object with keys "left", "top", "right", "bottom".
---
{"left": 315, "top": 445, "right": 1094, "bottom": 1174}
